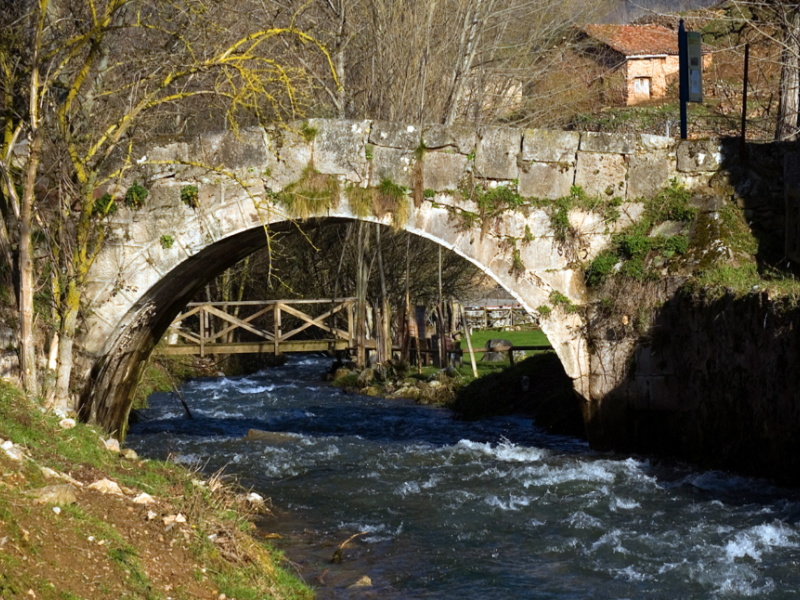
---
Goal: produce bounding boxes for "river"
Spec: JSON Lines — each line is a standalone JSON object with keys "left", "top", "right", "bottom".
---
{"left": 127, "top": 356, "right": 800, "bottom": 599}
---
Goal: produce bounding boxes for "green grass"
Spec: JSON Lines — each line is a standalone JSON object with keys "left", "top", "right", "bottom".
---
{"left": 0, "top": 380, "right": 313, "bottom": 600}
{"left": 468, "top": 328, "right": 549, "bottom": 351}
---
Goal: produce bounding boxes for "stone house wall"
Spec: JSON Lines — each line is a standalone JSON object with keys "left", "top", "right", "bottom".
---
{"left": 624, "top": 54, "right": 710, "bottom": 105}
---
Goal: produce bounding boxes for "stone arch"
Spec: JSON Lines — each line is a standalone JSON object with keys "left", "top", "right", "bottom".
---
{"left": 77, "top": 203, "right": 590, "bottom": 436}
{"left": 81, "top": 119, "right": 690, "bottom": 434}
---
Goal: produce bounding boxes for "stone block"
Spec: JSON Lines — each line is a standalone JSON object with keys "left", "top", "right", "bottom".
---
{"left": 627, "top": 152, "right": 676, "bottom": 199}
{"left": 195, "top": 128, "right": 268, "bottom": 170}
{"left": 145, "top": 181, "right": 182, "bottom": 211}
{"left": 521, "top": 130, "right": 580, "bottom": 164}
{"left": 422, "top": 125, "right": 478, "bottom": 154}
{"left": 369, "top": 121, "right": 421, "bottom": 150}
{"left": 145, "top": 141, "right": 192, "bottom": 162}
{"left": 638, "top": 134, "right": 676, "bottom": 152}
{"left": 371, "top": 146, "right": 416, "bottom": 188}
{"left": 580, "top": 132, "right": 637, "bottom": 155}
{"left": 575, "top": 153, "right": 627, "bottom": 198}
{"left": 432, "top": 193, "right": 478, "bottom": 214}
{"left": 308, "top": 119, "right": 370, "bottom": 183}
{"left": 519, "top": 163, "right": 574, "bottom": 200}
{"left": 423, "top": 151, "right": 469, "bottom": 191}
{"left": 475, "top": 127, "right": 520, "bottom": 180}
{"left": 677, "top": 140, "right": 722, "bottom": 172}
{"left": 651, "top": 221, "right": 687, "bottom": 237}
{"left": 264, "top": 128, "right": 312, "bottom": 191}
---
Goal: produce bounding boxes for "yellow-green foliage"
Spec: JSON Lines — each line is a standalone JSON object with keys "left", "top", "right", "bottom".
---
{"left": 279, "top": 165, "right": 339, "bottom": 220}
{"left": 345, "top": 179, "right": 410, "bottom": 228}
{"left": 346, "top": 184, "right": 376, "bottom": 219}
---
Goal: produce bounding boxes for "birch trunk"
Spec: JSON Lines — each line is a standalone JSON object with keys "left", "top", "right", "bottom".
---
{"left": 19, "top": 132, "right": 42, "bottom": 395}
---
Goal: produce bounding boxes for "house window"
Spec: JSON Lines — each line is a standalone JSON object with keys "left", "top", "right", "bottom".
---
{"left": 633, "top": 77, "right": 651, "bottom": 99}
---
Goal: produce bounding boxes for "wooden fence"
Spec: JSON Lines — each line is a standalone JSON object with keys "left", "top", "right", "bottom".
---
{"left": 159, "top": 299, "right": 355, "bottom": 357}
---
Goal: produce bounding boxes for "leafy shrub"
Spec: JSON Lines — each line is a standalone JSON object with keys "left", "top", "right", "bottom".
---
{"left": 92, "top": 193, "right": 117, "bottom": 217}
{"left": 663, "top": 234, "right": 689, "bottom": 256}
{"left": 620, "top": 233, "right": 652, "bottom": 258}
{"left": 549, "top": 290, "right": 579, "bottom": 313}
{"left": 160, "top": 235, "right": 175, "bottom": 249}
{"left": 586, "top": 250, "right": 620, "bottom": 287}
{"left": 125, "top": 182, "right": 148, "bottom": 209}
{"left": 423, "top": 188, "right": 436, "bottom": 198}
{"left": 180, "top": 185, "right": 199, "bottom": 208}
{"left": 300, "top": 121, "right": 318, "bottom": 142}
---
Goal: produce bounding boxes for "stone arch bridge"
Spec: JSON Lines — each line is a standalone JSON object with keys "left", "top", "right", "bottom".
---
{"left": 76, "top": 119, "right": 724, "bottom": 437}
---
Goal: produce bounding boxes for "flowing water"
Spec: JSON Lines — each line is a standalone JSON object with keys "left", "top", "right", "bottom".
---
{"left": 128, "top": 356, "right": 800, "bottom": 599}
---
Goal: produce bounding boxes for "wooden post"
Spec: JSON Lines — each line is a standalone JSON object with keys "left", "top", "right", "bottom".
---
{"left": 740, "top": 42, "right": 750, "bottom": 161}
{"left": 508, "top": 346, "right": 515, "bottom": 366}
{"left": 273, "top": 303, "right": 281, "bottom": 356}
{"left": 199, "top": 305, "right": 206, "bottom": 358}
{"left": 348, "top": 301, "right": 354, "bottom": 349}
{"left": 460, "top": 304, "right": 478, "bottom": 378}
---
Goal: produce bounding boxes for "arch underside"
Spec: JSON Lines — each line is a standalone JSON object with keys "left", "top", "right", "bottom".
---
{"left": 78, "top": 201, "right": 592, "bottom": 436}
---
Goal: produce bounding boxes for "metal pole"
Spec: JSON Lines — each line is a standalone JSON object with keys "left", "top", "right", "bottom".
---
{"left": 740, "top": 43, "right": 750, "bottom": 161}
{"left": 679, "top": 19, "right": 688, "bottom": 140}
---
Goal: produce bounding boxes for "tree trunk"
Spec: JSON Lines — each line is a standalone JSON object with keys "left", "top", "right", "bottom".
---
{"left": 375, "top": 224, "right": 391, "bottom": 364}
{"left": 776, "top": 8, "right": 800, "bottom": 141}
{"left": 355, "top": 222, "right": 369, "bottom": 368}
{"left": 19, "top": 132, "right": 42, "bottom": 395}
{"left": 50, "top": 279, "right": 80, "bottom": 411}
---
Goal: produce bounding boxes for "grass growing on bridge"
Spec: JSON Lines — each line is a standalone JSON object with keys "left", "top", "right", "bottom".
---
{"left": 0, "top": 381, "right": 312, "bottom": 600}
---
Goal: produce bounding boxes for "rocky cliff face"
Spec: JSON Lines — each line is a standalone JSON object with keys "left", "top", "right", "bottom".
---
{"left": 587, "top": 291, "right": 800, "bottom": 485}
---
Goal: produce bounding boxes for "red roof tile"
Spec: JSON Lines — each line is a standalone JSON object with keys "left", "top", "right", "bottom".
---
{"left": 582, "top": 24, "right": 679, "bottom": 56}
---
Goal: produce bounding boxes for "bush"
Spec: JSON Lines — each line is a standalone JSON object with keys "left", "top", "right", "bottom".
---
{"left": 93, "top": 193, "right": 117, "bottom": 217}
{"left": 125, "top": 182, "right": 148, "bottom": 209}
{"left": 180, "top": 185, "right": 199, "bottom": 208}
{"left": 586, "top": 250, "right": 619, "bottom": 287}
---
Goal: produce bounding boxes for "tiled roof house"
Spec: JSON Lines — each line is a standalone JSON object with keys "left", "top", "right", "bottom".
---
{"left": 581, "top": 24, "right": 712, "bottom": 105}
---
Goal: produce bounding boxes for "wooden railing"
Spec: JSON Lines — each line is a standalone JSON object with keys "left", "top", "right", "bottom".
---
{"left": 463, "top": 305, "right": 537, "bottom": 331}
{"left": 159, "top": 299, "right": 356, "bottom": 356}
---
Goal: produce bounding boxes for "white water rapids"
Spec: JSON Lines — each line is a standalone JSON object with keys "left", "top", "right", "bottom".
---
{"left": 128, "top": 356, "right": 800, "bottom": 599}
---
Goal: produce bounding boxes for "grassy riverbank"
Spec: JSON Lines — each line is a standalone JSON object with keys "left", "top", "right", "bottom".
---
{"left": 0, "top": 380, "right": 310, "bottom": 600}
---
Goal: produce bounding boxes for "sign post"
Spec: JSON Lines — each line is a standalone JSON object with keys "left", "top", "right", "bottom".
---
{"left": 679, "top": 19, "right": 703, "bottom": 140}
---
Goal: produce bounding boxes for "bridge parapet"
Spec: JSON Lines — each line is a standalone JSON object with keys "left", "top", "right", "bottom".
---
{"left": 78, "top": 120, "right": 728, "bottom": 435}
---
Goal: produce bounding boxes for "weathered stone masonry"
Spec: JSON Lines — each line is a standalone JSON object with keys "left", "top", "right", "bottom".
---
{"left": 76, "top": 119, "right": 724, "bottom": 437}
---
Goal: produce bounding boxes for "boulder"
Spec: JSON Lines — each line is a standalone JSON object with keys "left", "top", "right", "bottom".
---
{"left": 333, "top": 367, "right": 353, "bottom": 381}
{"left": 356, "top": 368, "right": 375, "bottom": 388}
{"left": 481, "top": 338, "right": 513, "bottom": 362}
{"left": 31, "top": 484, "right": 78, "bottom": 506}
{"left": 87, "top": 478, "right": 124, "bottom": 496}
{"left": 245, "top": 430, "right": 297, "bottom": 444}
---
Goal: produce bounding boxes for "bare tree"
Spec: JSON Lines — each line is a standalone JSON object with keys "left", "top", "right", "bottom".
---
{"left": 281, "top": 0, "right": 610, "bottom": 126}
{"left": 0, "top": 0, "right": 333, "bottom": 408}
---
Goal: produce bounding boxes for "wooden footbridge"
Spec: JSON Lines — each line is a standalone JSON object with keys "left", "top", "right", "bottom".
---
{"left": 159, "top": 299, "right": 356, "bottom": 357}
{"left": 158, "top": 297, "right": 551, "bottom": 371}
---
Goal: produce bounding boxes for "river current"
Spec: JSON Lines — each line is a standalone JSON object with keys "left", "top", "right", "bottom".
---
{"left": 128, "top": 356, "right": 800, "bottom": 599}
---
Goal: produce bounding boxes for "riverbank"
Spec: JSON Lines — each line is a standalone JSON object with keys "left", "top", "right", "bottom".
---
{"left": 0, "top": 380, "right": 310, "bottom": 600}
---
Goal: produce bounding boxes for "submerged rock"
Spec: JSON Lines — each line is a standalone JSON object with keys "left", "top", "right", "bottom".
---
{"left": 244, "top": 429, "right": 298, "bottom": 444}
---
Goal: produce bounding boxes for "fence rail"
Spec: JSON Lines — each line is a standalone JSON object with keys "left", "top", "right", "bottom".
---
{"left": 159, "top": 299, "right": 356, "bottom": 357}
